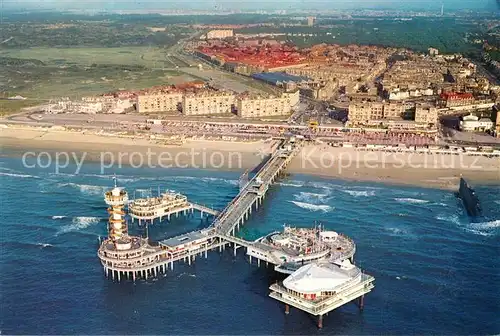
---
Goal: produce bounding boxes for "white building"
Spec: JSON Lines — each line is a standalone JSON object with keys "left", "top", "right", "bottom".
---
{"left": 460, "top": 114, "right": 494, "bottom": 132}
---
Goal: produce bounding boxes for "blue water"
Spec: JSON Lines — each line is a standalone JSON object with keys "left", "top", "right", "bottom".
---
{"left": 1, "top": 155, "right": 499, "bottom": 335}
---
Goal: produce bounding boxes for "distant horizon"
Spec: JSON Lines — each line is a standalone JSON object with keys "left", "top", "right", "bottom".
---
{"left": 3, "top": 0, "right": 499, "bottom": 13}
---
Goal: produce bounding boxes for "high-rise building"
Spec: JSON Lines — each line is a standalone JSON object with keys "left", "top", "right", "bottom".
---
{"left": 307, "top": 16, "right": 315, "bottom": 27}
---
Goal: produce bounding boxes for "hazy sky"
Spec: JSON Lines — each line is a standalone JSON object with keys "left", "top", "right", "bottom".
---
{"left": 4, "top": 0, "right": 499, "bottom": 11}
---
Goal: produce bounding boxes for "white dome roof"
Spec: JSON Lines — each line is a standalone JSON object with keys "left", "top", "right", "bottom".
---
{"left": 283, "top": 262, "right": 358, "bottom": 294}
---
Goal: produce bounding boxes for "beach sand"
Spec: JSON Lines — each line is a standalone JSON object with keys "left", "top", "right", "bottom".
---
{"left": 1, "top": 127, "right": 499, "bottom": 190}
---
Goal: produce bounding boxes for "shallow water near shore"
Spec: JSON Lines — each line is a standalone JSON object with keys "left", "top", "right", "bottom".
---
{"left": 0, "top": 155, "right": 499, "bottom": 335}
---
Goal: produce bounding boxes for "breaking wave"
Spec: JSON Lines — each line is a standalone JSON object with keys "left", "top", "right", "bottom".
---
{"left": 289, "top": 201, "right": 333, "bottom": 213}
{"left": 56, "top": 217, "right": 101, "bottom": 235}
{"left": 278, "top": 181, "right": 304, "bottom": 188}
{"left": 436, "top": 214, "right": 461, "bottom": 225}
{"left": 36, "top": 243, "right": 54, "bottom": 248}
{"left": 385, "top": 227, "right": 409, "bottom": 235}
{"left": 52, "top": 216, "right": 67, "bottom": 220}
{"left": 467, "top": 220, "right": 500, "bottom": 237}
{"left": 343, "top": 190, "right": 376, "bottom": 197}
{"left": 395, "top": 198, "right": 429, "bottom": 204}
{"left": 177, "top": 272, "right": 196, "bottom": 278}
{"left": 59, "top": 183, "right": 108, "bottom": 196}
{"left": 0, "top": 172, "right": 40, "bottom": 179}
{"left": 294, "top": 191, "right": 330, "bottom": 204}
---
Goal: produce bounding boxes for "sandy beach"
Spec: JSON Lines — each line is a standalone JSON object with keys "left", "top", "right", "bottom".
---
{"left": 1, "top": 127, "right": 499, "bottom": 190}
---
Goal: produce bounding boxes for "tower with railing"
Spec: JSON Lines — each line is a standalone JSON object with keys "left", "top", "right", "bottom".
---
{"left": 104, "top": 181, "right": 130, "bottom": 248}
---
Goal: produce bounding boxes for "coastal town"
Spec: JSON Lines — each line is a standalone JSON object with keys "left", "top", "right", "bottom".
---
{"left": 1, "top": 6, "right": 500, "bottom": 336}
{"left": 4, "top": 27, "right": 500, "bottom": 154}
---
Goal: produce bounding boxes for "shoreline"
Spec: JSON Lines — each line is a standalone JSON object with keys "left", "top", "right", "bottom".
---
{"left": 1, "top": 128, "right": 499, "bottom": 190}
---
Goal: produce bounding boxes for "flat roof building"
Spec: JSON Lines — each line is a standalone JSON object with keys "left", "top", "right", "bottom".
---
{"left": 237, "top": 93, "right": 295, "bottom": 118}
{"left": 137, "top": 92, "right": 183, "bottom": 113}
{"left": 182, "top": 91, "right": 235, "bottom": 116}
{"left": 206, "top": 29, "right": 234, "bottom": 40}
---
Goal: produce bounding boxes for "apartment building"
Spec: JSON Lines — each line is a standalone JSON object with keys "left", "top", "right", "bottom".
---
{"left": 439, "top": 92, "right": 475, "bottom": 108}
{"left": 415, "top": 104, "right": 438, "bottom": 126}
{"left": 348, "top": 102, "right": 384, "bottom": 124}
{"left": 137, "top": 92, "right": 183, "bottom": 113}
{"left": 383, "top": 102, "right": 406, "bottom": 119}
{"left": 206, "top": 29, "right": 234, "bottom": 40}
{"left": 182, "top": 91, "right": 235, "bottom": 116}
{"left": 237, "top": 95, "right": 292, "bottom": 118}
{"left": 349, "top": 101, "right": 437, "bottom": 128}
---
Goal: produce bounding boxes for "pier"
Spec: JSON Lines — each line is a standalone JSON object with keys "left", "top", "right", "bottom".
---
{"left": 97, "top": 138, "right": 375, "bottom": 328}
{"left": 129, "top": 190, "right": 219, "bottom": 224}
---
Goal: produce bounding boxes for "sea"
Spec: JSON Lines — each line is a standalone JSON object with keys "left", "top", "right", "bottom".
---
{"left": 0, "top": 154, "right": 499, "bottom": 335}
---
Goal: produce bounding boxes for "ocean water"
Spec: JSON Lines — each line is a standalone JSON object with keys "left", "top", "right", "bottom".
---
{"left": 0, "top": 155, "right": 499, "bottom": 335}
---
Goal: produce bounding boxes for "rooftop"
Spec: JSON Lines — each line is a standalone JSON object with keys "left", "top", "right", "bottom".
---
{"left": 159, "top": 230, "right": 209, "bottom": 248}
{"left": 283, "top": 260, "right": 360, "bottom": 294}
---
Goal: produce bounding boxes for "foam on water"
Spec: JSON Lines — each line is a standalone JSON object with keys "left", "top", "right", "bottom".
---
{"left": 343, "top": 189, "right": 376, "bottom": 197}
{"left": 0, "top": 172, "right": 39, "bottom": 179}
{"left": 56, "top": 217, "right": 101, "bottom": 235}
{"left": 36, "top": 243, "right": 54, "bottom": 248}
{"left": 277, "top": 181, "right": 304, "bottom": 188}
{"left": 59, "top": 183, "right": 108, "bottom": 196}
{"left": 52, "top": 216, "right": 67, "bottom": 220}
{"left": 467, "top": 219, "right": 500, "bottom": 237}
{"left": 289, "top": 201, "right": 333, "bottom": 212}
{"left": 293, "top": 191, "right": 330, "bottom": 204}
{"left": 436, "top": 214, "right": 461, "bottom": 225}
{"left": 385, "top": 227, "right": 409, "bottom": 235}
{"left": 394, "top": 198, "right": 429, "bottom": 204}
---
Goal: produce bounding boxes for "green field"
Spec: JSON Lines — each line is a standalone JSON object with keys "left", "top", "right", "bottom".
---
{"left": 0, "top": 46, "right": 197, "bottom": 112}
{"left": 0, "top": 46, "right": 172, "bottom": 68}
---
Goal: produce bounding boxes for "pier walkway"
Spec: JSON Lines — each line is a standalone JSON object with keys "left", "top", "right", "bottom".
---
{"left": 213, "top": 140, "right": 302, "bottom": 237}
{"left": 190, "top": 203, "right": 220, "bottom": 216}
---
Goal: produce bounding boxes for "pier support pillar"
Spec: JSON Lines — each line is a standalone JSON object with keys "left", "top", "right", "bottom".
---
{"left": 133, "top": 271, "right": 136, "bottom": 282}
{"left": 170, "top": 262, "right": 174, "bottom": 270}
{"left": 188, "top": 255, "right": 191, "bottom": 266}
{"left": 205, "top": 249, "right": 207, "bottom": 259}
{"left": 154, "top": 267, "right": 157, "bottom": 277}
{"left": 257, "top": 258, "right": 260, "bottom": 267}
{"left": 318, "top": 315, "right": 323, "bottom": 329}
{"left": 359, "top": 295, "right": 365, "bottom": 311}
{"left": 249, "top": 255, "right": 252, "bottom": 264}
{"left": 234, "top": 244, "right": 237, "bottom": 257}
{"left": 117, "top": 271, "right": 121, "bottom": 282}
{"left": 285, "top": 304, "right": 289, "bottom": 315}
